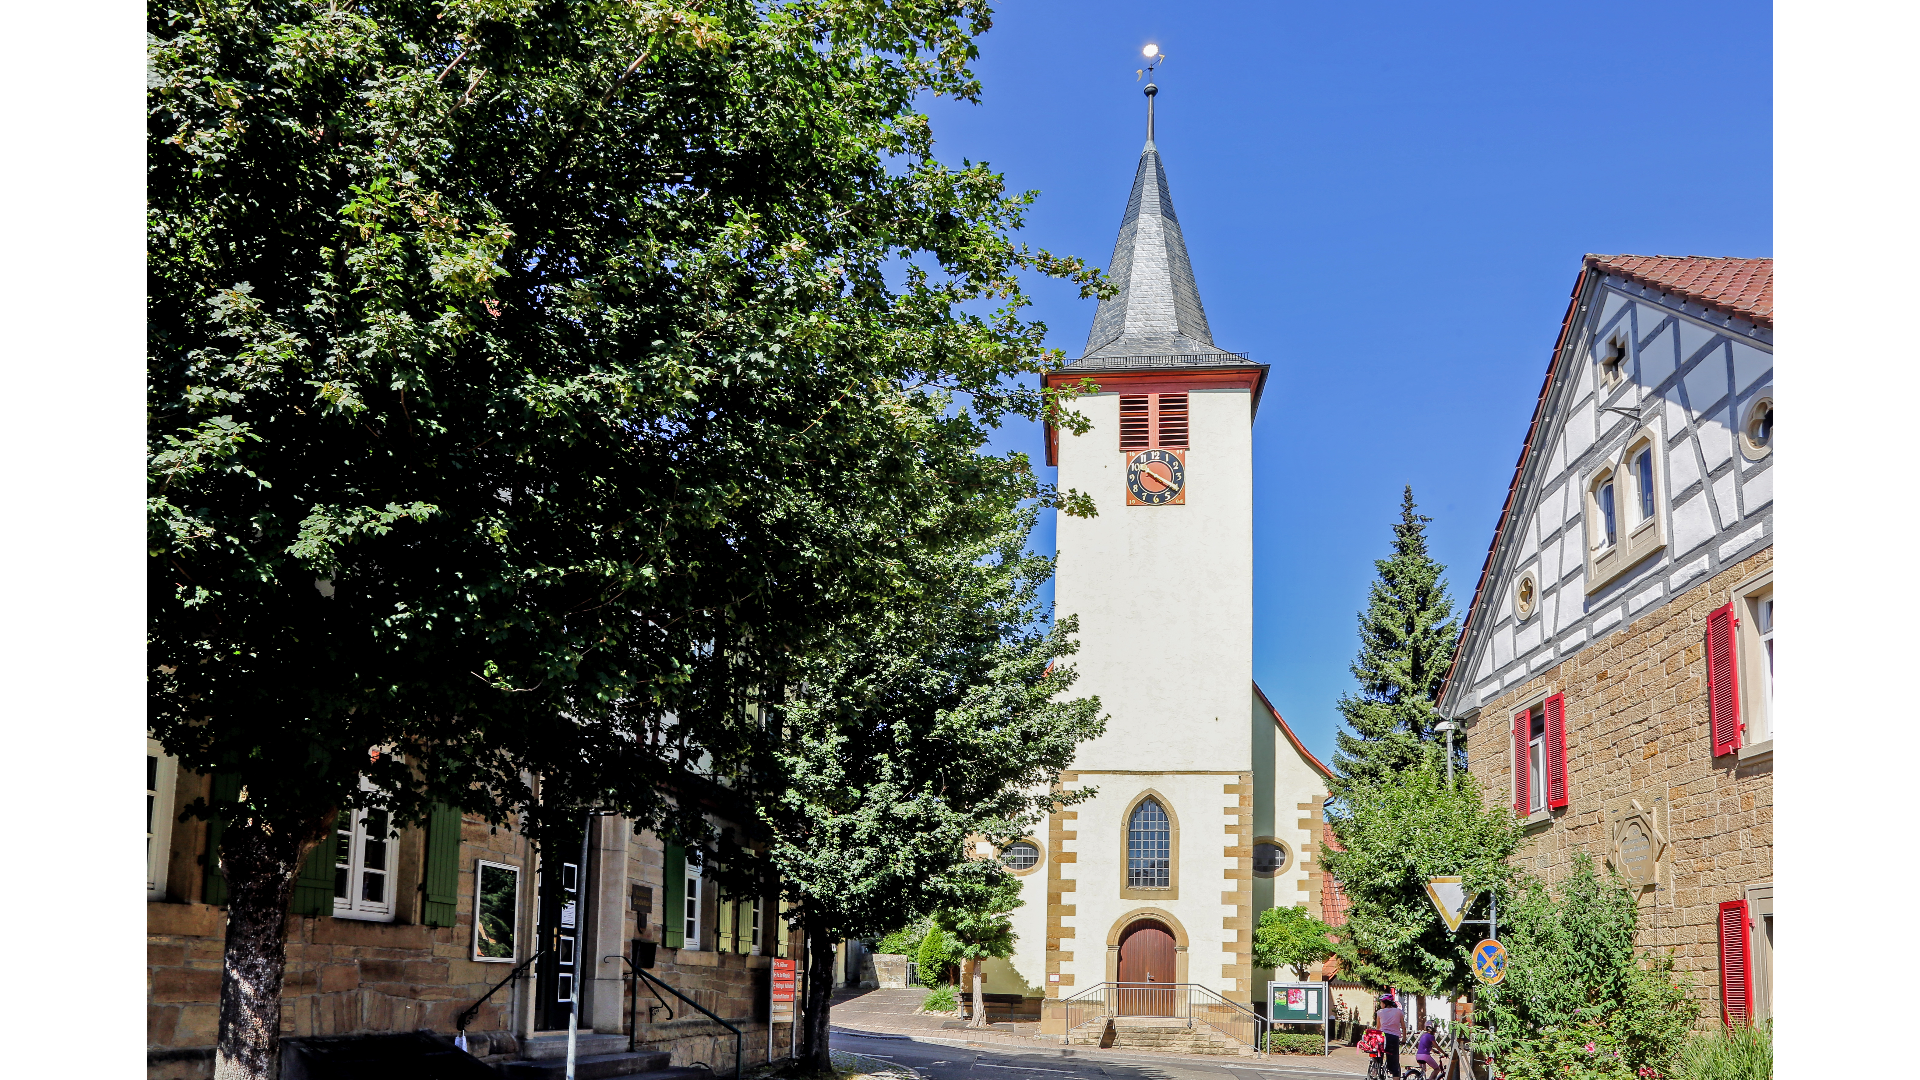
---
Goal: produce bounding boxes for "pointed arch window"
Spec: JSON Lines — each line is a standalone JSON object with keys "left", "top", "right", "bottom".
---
{"left": 1127, "top": 798, "right": 1172, "bottom": 888}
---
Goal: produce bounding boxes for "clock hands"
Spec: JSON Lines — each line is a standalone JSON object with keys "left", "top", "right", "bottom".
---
{"left": 1133, "top": 462, "right": 1179, "bottom": 492}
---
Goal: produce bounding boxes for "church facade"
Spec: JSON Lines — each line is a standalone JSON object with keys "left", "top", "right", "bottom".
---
{"left": 992, "top": 87, "right": 1331, "bottom": 1028}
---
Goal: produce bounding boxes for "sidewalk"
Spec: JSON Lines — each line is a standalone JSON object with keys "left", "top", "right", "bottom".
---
{"left": 828, "top": 988, "right": 1373, "bottom": 1075}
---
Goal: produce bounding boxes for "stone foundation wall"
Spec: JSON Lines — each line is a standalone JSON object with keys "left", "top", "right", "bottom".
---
{"left": 1464, "top": 546, "right": 1772, "bottom": 1025}
{"left": 148, "top": 809, "right": 797, "bottom": 1080}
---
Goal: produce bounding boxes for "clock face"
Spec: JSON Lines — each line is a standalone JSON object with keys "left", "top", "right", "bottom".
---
{"left": 1126, "top": 449, "right": 1186, "bottom": 505}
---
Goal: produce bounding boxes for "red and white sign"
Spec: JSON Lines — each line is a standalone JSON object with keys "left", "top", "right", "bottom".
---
{"left": 770, "top": 958, "right": 797, "bottom": 1023}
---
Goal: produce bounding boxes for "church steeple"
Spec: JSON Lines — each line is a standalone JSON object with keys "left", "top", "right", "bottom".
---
{"left": 1079, "top": 81, "right": 1236, "bottom": 364}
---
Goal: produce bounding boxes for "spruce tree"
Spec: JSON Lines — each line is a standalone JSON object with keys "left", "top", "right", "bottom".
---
{"left": 1330, "top": 486, "right": 1462, "bottom": 792}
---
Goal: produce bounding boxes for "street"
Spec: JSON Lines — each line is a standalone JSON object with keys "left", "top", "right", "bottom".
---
{"left": 832, "top": 1030, "right": 1360, "bottom": 1080}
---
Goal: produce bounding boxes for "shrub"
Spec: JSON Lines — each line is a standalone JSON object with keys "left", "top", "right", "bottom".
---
{"left": 1674, "top": 1022, "right": 1771, "bottom": 1080}
{"left": 1500, "top": 1021, "right": 1639, "bottom": 1080}
{"left": 916, "top": 926, "right": 956, "bottom": 988}
{"left": 1263, "top": 1032, "right": 1328, "bottom": 1055}
{"left": 921, "top": 984, "right": 959, "bottom": 1013}
{"left": 877, "top": 919, "right": 928, "bottom": 957}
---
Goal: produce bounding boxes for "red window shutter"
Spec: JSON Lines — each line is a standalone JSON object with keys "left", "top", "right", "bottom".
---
{"left": 1706, "top": 602, "right": 1742, "bottom": 756}
{"left": 1511, "top": 711, "right": 1530, "bottom": 816}
{"left": 1544, "top": 693, "right": 1568, "bottom": 809}
{"left": 1718, "top": 900, "right": 1753, "bottom": 1026}
{"left": 1156, "top": 393, "right": 1190, "bottom": 448}
{"left": 1119, "top": 397, "right": 1150, "bottom": 450}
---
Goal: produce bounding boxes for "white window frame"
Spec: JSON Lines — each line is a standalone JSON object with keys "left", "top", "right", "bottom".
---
{"left": 147, "top": 738, "right": 178, "bottom": 900}
{"left": 683, "top": 860, "right": 703, "bottom": 950}
{"left": 750, "top": 895, "right": 764, "bottom": 955}
{"left": 334, "top": 779, "right": 397, "bottom": 922}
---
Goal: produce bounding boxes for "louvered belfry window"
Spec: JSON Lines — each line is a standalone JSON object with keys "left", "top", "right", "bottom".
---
{"left": 1127, "top": 798, "right": 1171, "bottom": 888}
{"left": 1118, "top": 393, "right": 1189, "bottom": 451}
{"left": 1120, "top": 396, "right": 1151, "bottom": 449}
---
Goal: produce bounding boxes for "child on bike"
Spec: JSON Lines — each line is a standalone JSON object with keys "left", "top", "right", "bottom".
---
{"left": 1413, "top": 1019, "right": 1442, "bottom": 1080}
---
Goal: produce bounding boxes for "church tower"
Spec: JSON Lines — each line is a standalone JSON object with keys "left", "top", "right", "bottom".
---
{"left": 997, "top": 81, "right": 1332, "bottom": 1030}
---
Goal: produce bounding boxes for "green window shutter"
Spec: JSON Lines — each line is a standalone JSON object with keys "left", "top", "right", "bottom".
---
{"left": 422, "top": 803, "right": 464, "bottom": 928}
{"left": 290, "top": 817, "right": 339, "bottom": 917}
{"left": 662, "top": 843, "right": 685, "bottom": 949}
{"left": 201, "top": 773, "right": 244, "bottom": 907}
{"left": 719, "top": 896, "right": 735, "bottom": 952}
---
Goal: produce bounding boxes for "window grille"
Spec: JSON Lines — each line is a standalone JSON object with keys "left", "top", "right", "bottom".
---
{"left": 1127, "top": 799, "right": 1171, "bottom": 888}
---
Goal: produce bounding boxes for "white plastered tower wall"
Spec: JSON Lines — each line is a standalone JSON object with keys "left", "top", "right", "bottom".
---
{"left": 1023, "top": 386, "right": 1254, "bottom": 1001}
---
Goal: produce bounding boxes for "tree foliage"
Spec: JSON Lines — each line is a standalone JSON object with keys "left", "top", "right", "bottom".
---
{"left": 1322, "top": 764, "right": 1526, "bottom": 994}
{"left": 750, "top": 504, "right": 1104, "bottom": 1070}
{"left": 1477, "top": 854, "right": 1697, "bottom": 1073}
{"left": 146, "top": 0, "right": 1099, "bottom": 1074}
{"left": 1331, "top": 487, "right": 1462, "bottom": 792}
{"left": 1252, "top": 904, "right": 1336, "bottom": 979}
{"left": 934, "top": 872, "right": 1023, "bottom": 1026}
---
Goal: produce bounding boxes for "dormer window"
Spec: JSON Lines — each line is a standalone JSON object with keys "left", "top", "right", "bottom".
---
{"left": 1599, "top": 335, "right": 1628, "bottom": 389}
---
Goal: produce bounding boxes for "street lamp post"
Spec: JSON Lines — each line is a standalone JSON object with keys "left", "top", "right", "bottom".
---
{"left": 1435, "top": 721, "right": 1461, "bottom": 786}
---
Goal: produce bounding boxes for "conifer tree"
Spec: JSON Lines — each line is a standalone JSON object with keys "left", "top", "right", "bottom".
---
{"left": 1330, "top": 486, "right": 1462, "bottom": 792}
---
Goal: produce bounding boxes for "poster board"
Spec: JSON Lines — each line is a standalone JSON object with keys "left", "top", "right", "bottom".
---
{"left": 1267, "top": 980, "right": 1328, "bottom": 1023}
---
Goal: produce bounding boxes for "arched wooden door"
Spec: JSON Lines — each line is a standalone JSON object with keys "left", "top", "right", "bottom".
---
{"left": 1116, "top": 920, "right": 1176, "bottom": 1016}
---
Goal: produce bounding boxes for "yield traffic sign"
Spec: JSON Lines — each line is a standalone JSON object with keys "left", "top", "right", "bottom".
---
{"left": 1425, "top": 876, "right": 1480, "bottom": 933}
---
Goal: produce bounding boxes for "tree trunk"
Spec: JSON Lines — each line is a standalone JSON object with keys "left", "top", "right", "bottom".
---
{"left": 213, "top": 812, "right": 328, "bottom": 1080}
{"left": 800, "top": 923, "right": 838, "bottom": 1076}
{"left": 968, "top": 958, "right": 986, "bottom": 1028}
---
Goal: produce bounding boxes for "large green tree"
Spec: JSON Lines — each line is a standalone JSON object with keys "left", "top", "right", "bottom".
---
{"left": 146, "top": 1, "right": 1098, "bottom": 1075}
{"left": 1331, "top": 487, "right": 1462, "bottom": 792}
{"left": 751, "top": 505, "right": 1104, "bottom": 1073}
{"left": 1321, "top": 765, "right": 1525, "bottom": 994}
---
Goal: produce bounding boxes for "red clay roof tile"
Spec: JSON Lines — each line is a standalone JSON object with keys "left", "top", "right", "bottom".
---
{"left": 1585, "top": 254, "right": 1773, "bottom": 327}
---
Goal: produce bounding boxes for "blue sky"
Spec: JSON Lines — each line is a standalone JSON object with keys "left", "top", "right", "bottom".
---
{"left": 920, "top": 1, "right": 1772, "bottom": 767}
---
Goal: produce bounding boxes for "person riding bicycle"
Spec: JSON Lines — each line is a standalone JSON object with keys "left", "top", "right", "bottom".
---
{"left": 1414, "top": 1019, "right": 1442, "bottom": 1080}
{"left": 1373, "top": 993, "right": 1406, "bottom": 1079}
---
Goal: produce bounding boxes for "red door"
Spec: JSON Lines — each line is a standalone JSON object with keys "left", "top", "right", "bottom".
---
{"left": 1117, "top": 921, "right": 1176, "bottom": 1016}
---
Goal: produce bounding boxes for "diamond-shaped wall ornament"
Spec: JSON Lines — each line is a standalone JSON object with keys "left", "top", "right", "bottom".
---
{"left": 1609, "top": 800, "right": 1667, "bottom": 888}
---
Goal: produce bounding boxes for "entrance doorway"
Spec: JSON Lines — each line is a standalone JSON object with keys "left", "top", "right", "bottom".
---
{"left": 534, "top": 819, "right": 588, "bottom": 1031}
{"left": 1116, "top": 919, "right": 1176, "bottom": 1016}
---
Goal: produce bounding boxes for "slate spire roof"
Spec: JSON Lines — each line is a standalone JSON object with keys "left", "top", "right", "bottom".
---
{"left": 1072, "top": 83, "right": 1243, "bottom": 369}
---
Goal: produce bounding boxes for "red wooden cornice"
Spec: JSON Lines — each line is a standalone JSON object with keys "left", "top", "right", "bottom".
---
{"left": 1041, "top": 366, "right": 1267, "bottom": 466}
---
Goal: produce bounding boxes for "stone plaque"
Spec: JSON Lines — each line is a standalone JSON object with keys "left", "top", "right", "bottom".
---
{"left": 1609, "top": 800, "right": 1666, "bottom": 888}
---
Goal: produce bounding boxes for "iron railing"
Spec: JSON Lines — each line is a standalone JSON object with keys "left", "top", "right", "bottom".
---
{"left": 1059, "top": 982, "right": 1269, "bottom": 1055}
{"left": 456, "top": 949, "right": 543, "bottom": 1042}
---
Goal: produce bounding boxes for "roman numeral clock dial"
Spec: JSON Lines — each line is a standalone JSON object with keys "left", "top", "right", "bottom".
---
{"left": 1125, "top": 449, "right": 1186, "bottom": 506}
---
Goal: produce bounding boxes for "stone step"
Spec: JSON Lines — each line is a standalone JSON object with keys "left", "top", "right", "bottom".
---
{"left": 519, "top": 1034, "right": 634, "bottom": 1061}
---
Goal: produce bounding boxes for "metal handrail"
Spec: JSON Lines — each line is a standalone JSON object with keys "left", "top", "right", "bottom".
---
{"left": 633, "top": 967, "right": 745, "bottom": 1080}
{"left": 605, "top": 954, "right": 676, "bottom": 1053}
{"left": 457, "top": 949, "right": 544, "bottom": 1038}
{"left": 1059, "top": 982, "right": 1268, "bottom": 1055}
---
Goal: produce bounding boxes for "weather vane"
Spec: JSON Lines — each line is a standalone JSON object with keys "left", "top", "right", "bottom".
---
{"left": 1136, "top": 42, "right": 1166, "bottom": 81}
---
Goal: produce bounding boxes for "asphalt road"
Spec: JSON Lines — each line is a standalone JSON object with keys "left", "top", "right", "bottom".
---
{"left": 831, "top": 1031, "right": 1360, "bottom": 1080}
